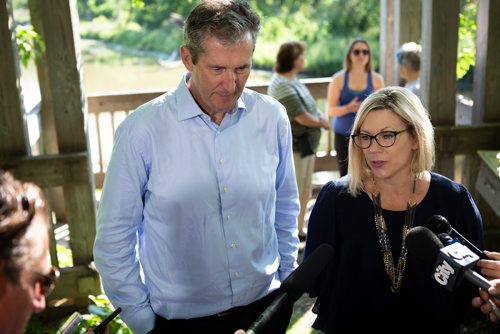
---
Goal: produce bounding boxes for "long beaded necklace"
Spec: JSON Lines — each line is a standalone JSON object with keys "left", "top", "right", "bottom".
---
{"left": 372, "top": 176, "right": 417, "bottom": 293}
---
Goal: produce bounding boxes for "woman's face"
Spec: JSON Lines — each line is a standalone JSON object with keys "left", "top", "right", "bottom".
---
{"left": 358, "top": 108, "right": 418, "bottom": 181}
{"left": 350, "top": 42, "right": 370, "bottom": 68}
{"left": 294, "top": 52, "right": 306, "bottom": 72}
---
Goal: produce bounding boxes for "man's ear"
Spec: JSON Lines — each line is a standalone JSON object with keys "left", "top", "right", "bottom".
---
{"left": 180, "top": 45, "right": 193, "bottom": 71}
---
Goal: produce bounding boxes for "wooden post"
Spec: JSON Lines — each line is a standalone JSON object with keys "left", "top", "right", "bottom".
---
{"left": 28, "top": 0, "right": 58, "bottom": 155}
{"left": 40, "top": 0, "right": 96, "bottom": 266}
{"left": 28, "top": 0, "right": 66, "bottom": 221}
{"left": 393, "top": 0, "right": 421, "bottom": 85}
{"left": 420, "top": 0, "right": 460, "bottom": 178}
{"left": 463, "top": 0, "right": 500, "bottom": 236}
{"left": 0, "top": 0, "right": 30, "bottom": 158}
{"left": 472, "top": 0, "right": 500, "bottom": 124}
{"left": 380, "top": 0, "right": 396, "bottom": 85}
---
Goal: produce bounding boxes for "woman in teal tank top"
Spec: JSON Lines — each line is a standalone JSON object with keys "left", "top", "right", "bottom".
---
{"left": 327, "top": 38, "right": 385, "bottom": 176}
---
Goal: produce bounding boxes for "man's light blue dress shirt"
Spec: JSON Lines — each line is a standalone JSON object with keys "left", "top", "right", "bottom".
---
{"left": 93, "top": 74, "right": 300, "bottom": 334}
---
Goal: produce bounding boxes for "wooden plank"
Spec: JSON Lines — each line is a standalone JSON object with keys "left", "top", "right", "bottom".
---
{"left": 28, "top": 0, "right": 58, "bottom": 155}
{"left": 48, "top": 265, "right": 101, "bottom": 301}
{"left": 65, "top": 181, "right": 97, "bottom": 265}
{"left": 477, "top": 150, "right": 500, "bottom": 176}
{"left": 420, "top": 0, "right": 459, "bottom": 126}
{"left": 0, "top": 153, "right": 90, "bottom": 187}
{"left": 434, "top": 123, "right": 500, "bottom": 155}
{"left": 0, "top": 0, "right": 29, "bottom": 157}
{"left": 41, "top": 0, "right": 87, "bottom": 153}
{"left": 87, "top": 91, "right": 165, "bottom": 114}
{"left": 40, "top": 0, "right": 97, "bottom": 267}
{"left": 420, "top": 0, "right": 459, "bottom": 178}
{"left": 87, "top": 78, "right": 332, "bottom": 113}
{"left": 394, "top": 0, "right": 421, "bottom": 84}
{"left": 380, "top": 0, "right": 396, "bottom": 85}
{"left": 473, "top": 0, "right": 500, "bottom": 123}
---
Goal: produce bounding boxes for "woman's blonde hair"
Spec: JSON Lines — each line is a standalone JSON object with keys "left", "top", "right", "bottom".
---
{"left": 347, "top": 86, "right": 435, "bottom": 196}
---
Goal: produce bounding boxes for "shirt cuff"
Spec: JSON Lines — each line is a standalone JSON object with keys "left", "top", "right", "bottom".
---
{"left": 121, "top": 305, "right": 156, "bottom": 334}
{"left": 279, "top": 269, "right": 294, "bottom": 282}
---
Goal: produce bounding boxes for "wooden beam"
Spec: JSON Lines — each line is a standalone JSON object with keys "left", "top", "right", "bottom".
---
{"left": 473, "top": 0, "right": 500, "bottom": 123}
{"left": 48, "top": 265, "right": 101, "bottom": 301}
{"left": 380, "top": 0, "right": 397, "bottom": 85}
{"left": 434, "top": 123, "right": 500, "bottom": 155}
{"left": 87, "top": 91, "right": 164, "bottom": 114}
{"left": 394, "top": 0, "right": 421, "bottom": 84}
{"left": 28, "top": 0, "right": 58, "bottom": 155}
{"left": 420, "top": 0, "right": 459, "bottom": 178}
{"left": 420, "top": 0, "right": 459, "bottom": 125}
{"left": 0, "top": 153, "right": 91, "bottom": 187}
{"left": 41, "top": 0, "right": 87, "bottom": 153}
{"left": 87, "top": 78, "right": 333, "bottom": 113}
{"left": 40, "top": 0, "right": 97, "bottom": 266}
{"left": 0, "top": 0, "right": 29, "bottom": 157}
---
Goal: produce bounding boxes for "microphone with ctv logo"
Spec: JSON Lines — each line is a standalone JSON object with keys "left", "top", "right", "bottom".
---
{"left": 406, "top": 226, "right": 500, "bottom": 317}
{"left": 246, "top": 243, "right": 334, "bottom": 334}
{"left": 424, "top": 215, "right": 485, "bottom": 259}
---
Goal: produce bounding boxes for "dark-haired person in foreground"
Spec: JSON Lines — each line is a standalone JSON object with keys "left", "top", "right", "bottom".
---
{"left": 0, "top": 171, "right": 58, "bottom": 334}
{"left": 93, "top": 1, "right": 299, "bottom": 334}
{"left": 304, "top": 87, "right": 483, "bottom": 333}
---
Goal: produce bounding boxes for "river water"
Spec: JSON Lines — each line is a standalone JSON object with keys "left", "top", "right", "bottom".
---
{"left": 21, "top": 39, "right": 272, "bottom": 109}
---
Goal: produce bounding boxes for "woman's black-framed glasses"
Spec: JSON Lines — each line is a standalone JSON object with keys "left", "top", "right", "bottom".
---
{"left": 31, "top": 266, "right": 60, "bottom": 297}
{"left": 351, "top": 128, "right": 410, "bottom": 149}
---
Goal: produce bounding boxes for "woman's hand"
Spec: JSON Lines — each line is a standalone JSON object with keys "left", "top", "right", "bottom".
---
{"left": 345, "top": 97, "right": 360, "bottom": 113}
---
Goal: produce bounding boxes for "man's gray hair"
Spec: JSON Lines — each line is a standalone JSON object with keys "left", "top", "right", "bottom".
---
{"left": 184, "top": 0, "right": 261, "bottom": 64}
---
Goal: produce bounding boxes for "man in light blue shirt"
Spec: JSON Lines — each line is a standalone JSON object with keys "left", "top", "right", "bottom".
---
{"left": 93, "top": 1, "right": 300, "bottom": 333}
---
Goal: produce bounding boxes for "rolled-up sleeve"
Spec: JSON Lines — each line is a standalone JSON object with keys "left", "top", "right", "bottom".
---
{"left": 93, "top": 123, "right": 156, "bottom": 334}
{"left": 274, "top": 106, "right": 300, "bottom": 280}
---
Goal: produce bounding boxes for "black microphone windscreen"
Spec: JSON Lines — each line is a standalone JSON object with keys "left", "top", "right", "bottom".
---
{"left": 282, "top": 243, "right": 333, "bottom": 298}
{"left": 425, "top": 215, "right": 452, "bottom": 235}
{"left": 406, "top": 226, "right": 443, "bottom": 263}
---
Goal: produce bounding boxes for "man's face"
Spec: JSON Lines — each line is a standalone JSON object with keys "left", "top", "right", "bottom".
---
{"left": 0, "top": 215, "right": 50, "bottom": 334}
{"left": 181, "top": 33, "right": 253, "bottom": 118}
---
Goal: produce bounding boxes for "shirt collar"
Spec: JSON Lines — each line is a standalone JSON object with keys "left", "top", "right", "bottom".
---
{"left": 175, "top": 73, "right": 248, "bottom": 121}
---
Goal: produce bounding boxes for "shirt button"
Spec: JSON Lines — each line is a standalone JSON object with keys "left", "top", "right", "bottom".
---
{"left": 234, "top": 271, "right": 240, "bottom": 278}
{"left": 236, "top": 297, "right": 241, "bottom": 303}
{"left": 223, "top": 186, "right": 228, "bottom": 192}
{"left": 226, "top": 214, "right": 231, "bottom": 220}
{"left": 219, "top": 158, "right": 224, "bottom": 164}
{"left": 230, "top": 243, "right": 236, "bottom": 249}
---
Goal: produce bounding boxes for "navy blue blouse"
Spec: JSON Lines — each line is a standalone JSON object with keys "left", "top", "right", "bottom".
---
{"left": 304, "top": 172, "right": 484, "bottom": 333}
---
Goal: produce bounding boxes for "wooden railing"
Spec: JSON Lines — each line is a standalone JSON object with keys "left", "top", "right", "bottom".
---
{"left": 86, "top": 77, "right": 335, "bottom": 189}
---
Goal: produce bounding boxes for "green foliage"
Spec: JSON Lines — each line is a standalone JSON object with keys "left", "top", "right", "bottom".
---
{"left": 457, "top": 0, "right": 477, "bottom": 79}
{"left": 72, "top": 295, "right": 132, "bottom": 334}
{"left": 77, "top": 0, "right": 380, "bottom": 77}
{"left": 26, "top": 295, "right": 131, "bottom": 334}
{"left": 15, "top": 24, "right": 45, "bottom": 68}
{"left": 56, "top": 243, "right": 74, "bottom": 268}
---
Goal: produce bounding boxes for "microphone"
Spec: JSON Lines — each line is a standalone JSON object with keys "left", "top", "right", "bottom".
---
{"left": 246, "top": 243, "right": 334, "bottom": 334}
{"left": 406, "top": 226, "right": 500, "bottom": 317}
{"left": 424, "top": 215, "right": 484, "bottom": 258}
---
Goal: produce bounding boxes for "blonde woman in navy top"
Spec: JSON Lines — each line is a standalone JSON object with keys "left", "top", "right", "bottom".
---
{"left": 327, "top": 38, "right": 384, "bottom": 176}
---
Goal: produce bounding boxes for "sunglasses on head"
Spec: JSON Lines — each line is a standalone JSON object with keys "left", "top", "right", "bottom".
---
{"left": 352, "top": 49, "right": 370, "bottom": 56}
{"left": 31, "top": 266, "right": 60, "bottom": 297}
